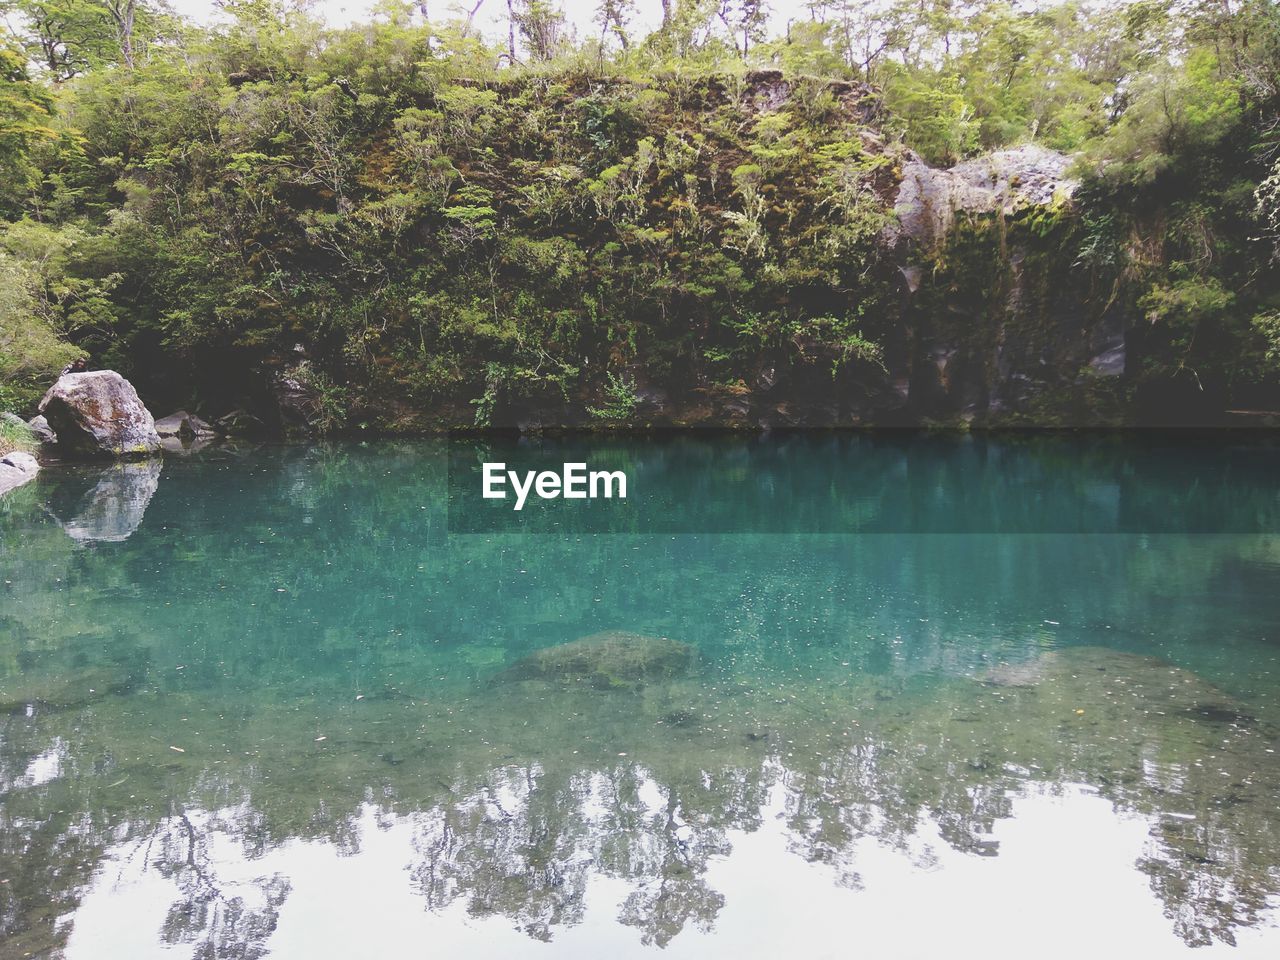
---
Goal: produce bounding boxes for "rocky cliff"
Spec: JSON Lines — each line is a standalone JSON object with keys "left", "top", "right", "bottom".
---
{"left": 29, "top": 70, "right": 1264, "bottom": 433}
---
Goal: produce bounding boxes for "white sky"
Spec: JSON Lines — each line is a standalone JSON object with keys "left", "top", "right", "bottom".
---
{"left": 165, "top": 0, "right": 807, "bottom": 46}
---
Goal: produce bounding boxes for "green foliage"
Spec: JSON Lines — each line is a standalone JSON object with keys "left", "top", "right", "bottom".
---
{"left": 1252, "top": 310, "right": 1280, "bottom": 369}
{"left": 0, "top": 0, "right": 1274, "bottom": 427}
{"left": 1257, "top": 159, "right": 1280, "bottom": 263}
{"left": 0, "top": 412, "right": 35, "bottom": 456}
{"left": 0, "top": 37, "right": 56, "bottom": 214}
{"left": 289, "top": 361, "right": 350, "bottom": 435}
{"left": 1137, "top": 276, "right": 1239, "bottom": 387}
{"left": 587, "top": 372, "right": 640, "bottom": 422}
{"left": 881, "top": 74, "right": 977, "bottom": 166}
{"left": 0, "top": 247, "right": 82, "bottom": 411}
{"left": 1089, "top": 49, "right": 1243, "bottom": 183}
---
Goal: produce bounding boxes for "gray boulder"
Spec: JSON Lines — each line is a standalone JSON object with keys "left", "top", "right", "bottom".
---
{"left": 154, "top": 410, "right": 218, "bottom": 439}
{"left": 38, "top": 371, "right": 161, "bottom": 459}
{"left": 892, "top": 144, "right": 1077, "bottom": 247}
{"left": 27, "top": 415, "right": 56, "bottom": 444}
{"left": 0, "top": 451, "right": 39, "bottom": 497}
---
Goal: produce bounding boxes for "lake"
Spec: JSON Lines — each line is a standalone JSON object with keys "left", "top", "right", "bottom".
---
{"left": 2, "top": 434, "right": 1279, "bottom": 958}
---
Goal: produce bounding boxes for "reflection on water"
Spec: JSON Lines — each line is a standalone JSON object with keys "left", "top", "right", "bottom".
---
{"left": 2, "top": 437, "right": 1280, "bottom": 959}
{"left": 43, "top": 459, "right": 163, "bottom": 543}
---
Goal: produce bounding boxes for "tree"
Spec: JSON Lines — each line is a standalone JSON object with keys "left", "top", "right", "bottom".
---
{"left": 102, "top": 0, "right": 136, "bottom": 67}
{"left": 595, "top": 0, "right": 634, "bottom": 51}
{"left": 0, "top": 0, "right": 119, "bottom": 80}
{"left": 510, "top": 0, "right": 565, "bottom": 62}
{"left": 0, "top": 35, "right": 56, "bottom": 211}
{"left": 717, "top": 0, "right": 767, "bottom": 57}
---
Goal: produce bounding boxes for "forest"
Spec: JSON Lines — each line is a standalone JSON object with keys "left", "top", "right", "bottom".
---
{"left": 1, "top": 0, "right": 1279, "bottom": 433}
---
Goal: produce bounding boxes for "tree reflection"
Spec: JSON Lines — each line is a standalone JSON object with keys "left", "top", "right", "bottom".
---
{"left": 4, "top": 642, "right": 1279, "bottom": 957}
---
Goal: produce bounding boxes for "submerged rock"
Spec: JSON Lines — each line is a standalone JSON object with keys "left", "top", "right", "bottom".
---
{"left": 494, "top": 631, "right": 695, "bottom": 688}
{"left": 975, "top": 647, "right": 1252, "bottom": 723}
{"left": 0, "top": 663, "right": 135, "bottom": 714}
{"left": 38, "top": 371, "right": 161, "bottom": 458}
{"left": 977, "top": 651, "right": 1062, "bottom": 688}
{"left": 1179, "top": 703, "right": 1257, "bottom": 725}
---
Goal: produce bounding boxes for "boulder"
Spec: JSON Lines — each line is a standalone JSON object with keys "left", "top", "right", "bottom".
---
{"left": 892, "top": 144, "right": 1077, "bottom": 247}
{"left": 159, "top": 434, "right": 216, "bottom": 455}
{"left": 494, "top": 631, "right": 695, "bottom": 688}
{"left": 1088, "top": 341, "right": 1127, "bottom": 377}
{"left": 27, "top": 415, "right": 55, "bottom": 444}
{"left": 38, "top": 371, "right": 162, "bottom": 458}
{"left": 214, "top": 408, "right": 264, "bottom": 436}
{"left": 154, "top": 410, "right": 218, "bottom": 439}
{"left": 0, "top": 451, "right": 39, "bottom": 497}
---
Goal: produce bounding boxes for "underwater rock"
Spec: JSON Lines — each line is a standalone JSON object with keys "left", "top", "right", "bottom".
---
{"left": 977, "top": 652, "right": 1061, "bottom": 688}
{"left": 494, "top": 632, "right": 694, "bottom": 688}
{"left": 659, "top": 708, "right": 700, "bottom": 728}
{"left": 977, "top": 647, "right": 1251, "bottom": 721}
{"left": 0, "top": 663, "right": 134, "bottom": 714}
{"left": 37, "top": 371, "right": 161, "bottom": 458}
{"left": 1180, "top": 704, "right": 1257, "bottom": 726}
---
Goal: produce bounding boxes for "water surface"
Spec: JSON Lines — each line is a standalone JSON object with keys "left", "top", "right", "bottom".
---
{"left": 2, "top": 435, "right": 1279, "bottom": 958}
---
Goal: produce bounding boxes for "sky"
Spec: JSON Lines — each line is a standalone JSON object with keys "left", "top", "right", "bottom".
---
{"left": 164, "top": 0, "right": 810, "bottom": 46}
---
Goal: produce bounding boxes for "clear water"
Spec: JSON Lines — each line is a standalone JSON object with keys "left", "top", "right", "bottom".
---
{"left": 2, "top": 435, "right": 1279, "bottom": 959}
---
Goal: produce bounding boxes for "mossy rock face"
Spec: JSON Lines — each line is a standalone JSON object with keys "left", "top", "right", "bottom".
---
{"left": 494, "top": 631, "right": 694, "bottom": 688}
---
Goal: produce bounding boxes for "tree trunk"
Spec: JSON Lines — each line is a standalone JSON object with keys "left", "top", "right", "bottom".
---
{"left": 507, "top": 0, "right": 517, "bottom": 62}
{"left": 106, "top": 0, "right": 137, "bottom": 69}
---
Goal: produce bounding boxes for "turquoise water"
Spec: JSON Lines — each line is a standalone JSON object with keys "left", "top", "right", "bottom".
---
{"left": 2, "top": 435, "right": 1280, "bottom": 959}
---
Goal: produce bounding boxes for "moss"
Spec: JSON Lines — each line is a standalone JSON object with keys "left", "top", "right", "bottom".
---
{"left": 908, "top": 201, "right": 1131, "bottom": 425}
{"left": 0, "top": 417, "right": 36, "bottom": 458}
{"left": 494, "top": 631, "right": 696, "bottom": 687}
